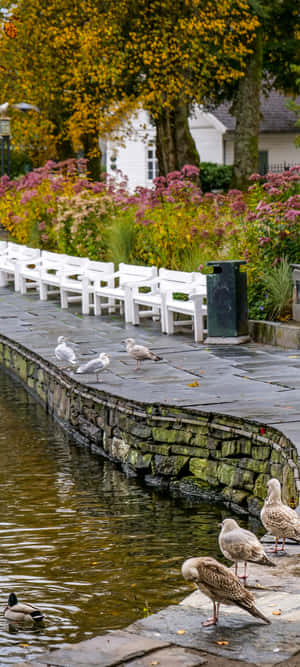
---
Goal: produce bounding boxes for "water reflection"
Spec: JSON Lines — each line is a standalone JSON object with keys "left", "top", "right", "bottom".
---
{"left": 0, "top": 369, "right": 253, "bottom": 664}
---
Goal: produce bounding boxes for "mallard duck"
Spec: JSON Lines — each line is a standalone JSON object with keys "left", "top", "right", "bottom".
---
{"left": 218, "top": 518, "right": 275, "bottom": 579}
{"left": 4, "top": 593, "right": 44, "bottom": 622}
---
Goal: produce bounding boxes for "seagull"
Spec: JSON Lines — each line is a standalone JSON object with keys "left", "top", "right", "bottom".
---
{"left": 55, "top": 336, "right": 77, "bottom": 366}
{"left": 218, "top": 518, "right": 275, "bottom": 580}
{"left": 123, "top": 338, "right": 161, "bottom": 370}
{"left": 4, "top": 593, "right": 44, "bottom": 623}
{"left": 0, "top": 101, "right": 40, "bottom": 116}
{"left": 76, "top": 352, "right": 110, "bottom": 383}
{"left": 181, "top": 556, "right": 270, "bottom": 626}
{"left": 260, "top": 478, "right": 300, "bottom": 553}
{"left": 0, "top": 102, "right": 9, "bottom": 115}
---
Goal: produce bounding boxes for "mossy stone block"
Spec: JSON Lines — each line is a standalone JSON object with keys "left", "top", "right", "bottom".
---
{"left": 190, "top": 458, "right": 219, "bottom": 486}
{"left": 152, "top": 426, "right": 192, "bottom": 445}
{"left": 217, "top": 462, "right": 236, "bottom": 487}
{"left": 171, "top": 444, "right": 208, "bottom": 457}
{"left": 153, "top": 454, "right": 189, "bottom": 477}
{"left": 253, "top": 474, "right": 269, "bottom": 500}
{"left": 252, "top": 446, "right": 271, "bottom": 460}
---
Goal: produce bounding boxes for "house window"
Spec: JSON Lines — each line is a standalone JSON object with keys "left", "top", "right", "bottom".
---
{"left": 147, "top": 146, "right": 159, "bottom": 180}
{"left": 258, "top": 150, "right": 269, "bottom": 176}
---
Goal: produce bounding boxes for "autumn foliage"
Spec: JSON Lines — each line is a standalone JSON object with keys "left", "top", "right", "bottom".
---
{"left": 0, "top": 0, "right": 258, "bottom": 170}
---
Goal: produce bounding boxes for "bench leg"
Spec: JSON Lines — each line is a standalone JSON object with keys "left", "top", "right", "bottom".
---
{"left": 193, "top": 308, "right": 204, "bottom": 343}
{"left": 165, "top": 307, "right": 175, "bottom": 335}
{"left": 0, "top": 271, "right": 8, "bottom": 287}
{"left": 94, "top": 293, "right": 102, "bottom": 316}
{"left": 60, "top": 288, "right": 68, "bottom": 309}
{"left": 132, "top": 300, "right": 140, "bottom": 325}
{"left": 40, "top": 282, "right": 48, "bottom": 301}
{"left": 82, "top": 290, "right": 90, "bottom": 315}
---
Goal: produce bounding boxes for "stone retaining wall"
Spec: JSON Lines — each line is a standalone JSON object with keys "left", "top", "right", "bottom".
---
{"left": 0, "top": 334, "right": 299, "bottom": 517}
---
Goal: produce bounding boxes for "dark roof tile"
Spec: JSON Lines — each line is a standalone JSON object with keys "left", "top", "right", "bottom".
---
{"left": 213, "top": 89, "right": 300, "bottom": 133}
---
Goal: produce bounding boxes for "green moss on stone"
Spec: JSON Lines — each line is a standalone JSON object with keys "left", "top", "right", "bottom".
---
{"left": 252, "top": 446, "right": 271, "bottom": 461}
{"left": 190, "top": 458, "right": 219, "bottom": 486}
{"left": 253, "top": 474, "right": 269, "bottom": 500}
{"left": 152, "top": 426, "right": 192, "bottom": 445}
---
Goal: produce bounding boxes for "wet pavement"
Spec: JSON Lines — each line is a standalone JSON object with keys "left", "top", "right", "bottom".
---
{"left": 0, "top": 286, "right": 300, "bottom": 456}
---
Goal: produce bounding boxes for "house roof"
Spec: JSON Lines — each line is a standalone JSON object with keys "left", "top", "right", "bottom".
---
{"left": 213, "top": 89, "right": 300, "bottom": 133}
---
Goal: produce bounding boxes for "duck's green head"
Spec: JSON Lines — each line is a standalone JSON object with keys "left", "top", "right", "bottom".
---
{"left": 8, "top": 592, "right": 18, "bottom": 607}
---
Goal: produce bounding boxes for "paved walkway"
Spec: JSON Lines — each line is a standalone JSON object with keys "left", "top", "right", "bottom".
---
{"left": 1, "top": 285, "right": 300, "bottom": 457}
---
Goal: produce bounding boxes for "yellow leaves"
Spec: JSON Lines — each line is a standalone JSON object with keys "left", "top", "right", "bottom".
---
{"left": 216, "top": 640, "right": 229, "bottom": 646}
{"left": 272, "top": 610, "right": 282, "bottom": 616}
{"left": 188, "top": 381, "right": 199, "bottom": 387}
{"left": 176, "top": 629, "right": 186, "bottom": 635}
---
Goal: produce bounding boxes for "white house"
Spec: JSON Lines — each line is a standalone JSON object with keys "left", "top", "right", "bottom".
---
{"left": 106, "top": 90, "right": 300, "bottom": 191}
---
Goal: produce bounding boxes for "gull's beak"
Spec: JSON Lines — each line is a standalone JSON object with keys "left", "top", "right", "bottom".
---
{"left": 218, "top": 522, "right": 223, "bottom": 528}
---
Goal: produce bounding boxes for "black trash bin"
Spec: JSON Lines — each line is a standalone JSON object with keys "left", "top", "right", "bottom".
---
{"left": 206, "top": 260, "right": 250, "bottom": 343}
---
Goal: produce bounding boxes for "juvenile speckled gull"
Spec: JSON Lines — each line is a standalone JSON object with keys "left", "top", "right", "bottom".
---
{"left": 123, "top": 337, "right": 161, "bottom": 370}
{"left": 76, "top": 352, "right": 110, "bottom": 382}
{"left": 181, "top": 556, "right": 270, "bottom": 626}
{"left": 261, "top": 478, "right": 300, "bottom": 552}
{"left": 54, "top": 336, "right": 77, "bottom": 366}
{"left": 218, "top": 518, "right": 275, "bottom": 580}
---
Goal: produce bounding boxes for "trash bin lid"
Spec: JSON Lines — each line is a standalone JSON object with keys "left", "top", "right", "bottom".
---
{"left": 206, "top": 260, "right": 247, "bottom": 267}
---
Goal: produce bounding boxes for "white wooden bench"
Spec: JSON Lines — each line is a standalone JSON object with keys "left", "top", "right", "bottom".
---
{"left": 39, "top": 251, "right": 68, "bottom": 300}
{"left": 0, "top": 241, "right": 7, "bottom": 255}
{"left": 0, "top": 242, "right": 40, "bottom": 291}
{"left": 163, "top": 273, "right": 207, "bottom": 342}
{"left": 129, "top": 268, "right": 203, "bottom": 332}
{"left": 94, "top": 263, "right": 158, "bottom": 322}
{"left": 60, "top": 259, "right": 114, "bottom": 314}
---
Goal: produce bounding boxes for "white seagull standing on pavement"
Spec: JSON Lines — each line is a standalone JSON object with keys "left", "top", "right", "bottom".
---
{"left": 218, "top": 518, "right": 275, "bottom": 580}
{"left": 123, "top": 338, "right": 161, "bottom": 370}
{"left": 55, "top": 336, "right": 77, "bottom": 366}
{"left": 76, "top": 352, "right": 110, "bottom": 383}
{"left": 261, "top": 478, "right": 300, "bottom": 553}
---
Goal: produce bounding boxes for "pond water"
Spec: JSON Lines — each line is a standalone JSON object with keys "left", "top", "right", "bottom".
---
{"left": 0, "top": 369, "right": 256, "bottom": 665}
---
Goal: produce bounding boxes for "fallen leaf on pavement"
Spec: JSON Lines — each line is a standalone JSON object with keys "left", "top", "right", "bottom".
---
{"left": 188, "top": 381, "right": 199, "bottom": 387}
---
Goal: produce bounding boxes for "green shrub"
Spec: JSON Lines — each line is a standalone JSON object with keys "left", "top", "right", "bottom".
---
{"left": 199, "top": 162, "right": 232, "bottom": 192}
{"left": 261, "top": 257, "right": 293, "bottom": 321}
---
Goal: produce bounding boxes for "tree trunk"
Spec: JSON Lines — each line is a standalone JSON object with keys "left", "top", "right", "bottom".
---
{"left": 155, "top": 101, "right": 200, "bottom": 176}
{"left": 231, "top": 30, "right": 263, "bottom": 190}
{"left": 82, "top": 131, "right": 102, "bottom": 181}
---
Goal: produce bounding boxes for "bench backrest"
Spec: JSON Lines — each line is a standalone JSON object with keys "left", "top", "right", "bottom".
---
{"left": 86, "top": 260, "right": 114, "bottom": 280}
{"left": 119, "top": 263, "right": 157, "bottom": 285}
{"left": 63, "top": 255, "right": 89, "bottom": 276}
{"left": 0, "top": 241, "right": 7, "bottom": 255}
{"left": 158, "top": 268, "right": 197, "bottom": 293}
{"left": 7, "top": 242, "right": 40, "bottom": 261}
{"left": 40, "top": 250, "right": 66, "bottom": 275}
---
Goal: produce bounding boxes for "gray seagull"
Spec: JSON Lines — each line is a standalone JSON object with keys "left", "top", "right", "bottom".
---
{"left": 54, "top": 336, "right": 77, "bottom": 366}
{"left": 76, "top": 352, "right": 110, "bottom": 382}
{"left": 123, "top": 337, "right": 161, "bottom": 370}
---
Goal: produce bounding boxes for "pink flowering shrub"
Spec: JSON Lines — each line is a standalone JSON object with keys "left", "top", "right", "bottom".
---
{"left": 1, "top": 160, "right": 300, "bottom": 319}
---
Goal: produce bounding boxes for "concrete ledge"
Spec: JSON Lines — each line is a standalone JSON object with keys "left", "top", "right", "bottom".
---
{"left": 0, "top": 331, "right": 299, "bottom": 518}
{"left": 249, "top": 319, "right": 300, "bottom": 349}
